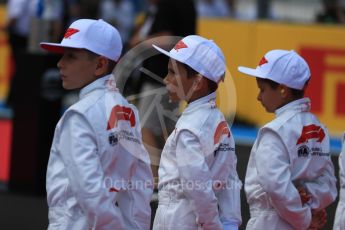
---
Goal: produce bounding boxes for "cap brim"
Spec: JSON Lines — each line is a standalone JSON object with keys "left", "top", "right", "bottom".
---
{"left": 40, "top": 42, "right": 65, "bottom": 53}
{"left": 152, "top": 44, "right": 171, "bottom": 57}
{"left": 152, "top": 44, "right": 187, "bottom": 65}
{"left": 238, "top": 66, "right": 266, "bottom": 79}
{"left": 40, "top": 42, "right": 84, "bottom": 54}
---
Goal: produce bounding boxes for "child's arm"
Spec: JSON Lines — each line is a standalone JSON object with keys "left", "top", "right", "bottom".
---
{"left": 59, "top": 112, "right": 125, "bottom": 229}
{"left": 117, "top": 159, "right": 154, "bottom": 229}
{"left": 297, "top": 187, "right": 327, "bottom": 230}
{"left": 217, "top": 180, "right": 242, "bottom": 230}
{"left": 116, "top": 108, "right": 154, "bottom": 229}
{"left": 211, "top": 134, "right": 242, "bottom": 229}
{"left": 297, "top": 186, "right": 311, "bottom": 204}
{"left": 309, "top": 209, "right": 327, "bottom": 230}
{"left": 176, "top": 130, "right": 222, "bottom": 230}
{"left": 301, "top": 160, "right": 337, "bottom": 209}
{"left": 255, "top": 129, "right": 312, "bottom": 229}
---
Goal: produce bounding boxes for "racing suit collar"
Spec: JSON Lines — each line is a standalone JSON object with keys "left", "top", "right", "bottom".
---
{"left": 275, "top": 97, "right": 311, "bottom": 117}
{"left": 184, "top": 92, "right": 217, "bottom": 113}
{"left": 79, "top": 74, "right": 112, "bottom": 99}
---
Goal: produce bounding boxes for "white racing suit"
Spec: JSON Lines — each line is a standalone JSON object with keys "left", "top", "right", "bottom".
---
{"left": 153, "top": 92, "right": 242, "bottom": 230}
{"left": 245, "top": 98, "right": 337, "bottom": 230}
{"left": 46, "top": 75, "right": 153, "bottom": 230}
{"left": 334, "top": 133, "right": 345, "bottom": 230}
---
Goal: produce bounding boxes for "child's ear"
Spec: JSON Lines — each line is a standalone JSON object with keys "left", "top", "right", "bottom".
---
{"left": 279, "top": 85, "right": 289, "bottom": 98}
{"left": 94, "top": 56, "right": 108, "bottom": 76}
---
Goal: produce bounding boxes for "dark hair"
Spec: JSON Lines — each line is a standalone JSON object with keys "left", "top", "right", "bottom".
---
{"left": 206, "top": 78, "right": 218, "bottom": 93}
{"left": 183, "top": 63, "right": 198, "bottom": 78}
{"left": 262, "top": 78, "right": 307, "bottom": 99}
{"left": 86, "top": 50, "right": 117, "bottom": 74}
{"left": 106, "top": 60, "right": 117, "bottom": 74}
{"left": 183, "top": 63, "right": 218, "bottom": 93}
{"left": 86, "top": 49, "right": 100, "bottom": 60}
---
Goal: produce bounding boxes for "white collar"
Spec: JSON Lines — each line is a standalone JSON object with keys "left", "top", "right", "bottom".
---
{"left": 79, "top": 74, "right": 115, "bottom": 99}
{"left": 184, "top": 92, "right": 217, "bottom": 113}
{"left": 275, "top": 97, "right": 311, "bottom": 117}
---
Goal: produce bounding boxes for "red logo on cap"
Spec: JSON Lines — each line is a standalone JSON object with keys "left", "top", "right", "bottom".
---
{"left": 258, "top": 56, "right": 268, "bottom": 66}
{"left": 174, "top": 40, "right": 188, "bottom": 52}
{"left": 64, "top": 28, "right": 79, "bottom": 39}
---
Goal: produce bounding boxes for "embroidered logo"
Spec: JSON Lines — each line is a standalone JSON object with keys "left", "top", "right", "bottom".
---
{"left": 214, "top": 121, "right": 230, "bottom": 145}
{"left": 174, "top": 40, "right": 188, "bottom": 52}
{"left": 107, "top": 105, "right": 136, "bottom": 130}
{"left": 258, "top": 56, "right": 268, "bottom": 66}
{"left": 297, "top": 145, "right": 310, "bottom": 157}
{"left": 296, "top": 124, "right": 325, "bottom": 145}
{"left": 64, "top": 28, "right": 79, "bottom": 39}
{"left": 108, "top": 132, "right": 118, "bottom": 146}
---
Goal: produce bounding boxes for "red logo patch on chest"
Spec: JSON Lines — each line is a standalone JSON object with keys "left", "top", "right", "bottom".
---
{"left": 107, "top": 105, "right": 136, "bottom": 130}
{"left": 214, "top": 121, "right": 230, "bottom": 145}
{"left": 296, "top": 124, "right": 325, "bottom": 145}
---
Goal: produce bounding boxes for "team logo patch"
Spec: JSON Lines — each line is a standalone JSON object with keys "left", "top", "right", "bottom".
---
{"left": 258, "top": 56, "right": 268, "bottom": 66}
{"left": 174, "top": 40, "right": 188, "bottom": 52}
{"left": 108, "top": 132, "right": 118, "bottom": 146}
{"left": 298, "top": 145, "right": 310, "bottom": 157}
{"left": 108, "top": 130, "right": 141, "bottom": 146}
{"left": 107, "top": 105, "right": 136, "bottom": 130}
{"left": 64, "top": 28, "right": 79, "bottom": 39}
{"left": 214, "top": 121, "right": 230, "bottom": 145}
{"left": 296, "top": 124, "right": 325, "bottom": 145}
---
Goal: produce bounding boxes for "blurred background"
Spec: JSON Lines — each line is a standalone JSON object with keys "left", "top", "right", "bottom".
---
{"left": 0, "top": 0, "right": 344, "bottom": 229}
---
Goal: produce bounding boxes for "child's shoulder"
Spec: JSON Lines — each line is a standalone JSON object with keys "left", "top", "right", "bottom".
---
{"left": 262, "top": 110, "right": 326, "bottom": 137}
{"left": 177, "top": 106, "right": 225, "bottom": 136}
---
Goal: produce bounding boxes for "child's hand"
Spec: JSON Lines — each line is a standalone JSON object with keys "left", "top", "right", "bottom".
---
{"left": 308, "top": 209, "right": 327, "bottom": 230}
{"left": 297, "top": 186, "right": 311, "bottom": 204}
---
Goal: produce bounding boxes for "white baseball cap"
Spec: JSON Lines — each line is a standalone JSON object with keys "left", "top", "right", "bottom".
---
{"left": 152, "top": 35, "right": 226, "bottom": 83}
{"left": 238, "top": 50, "right": 310, "bottom": 90}
{"left": 40, "top": 19, "right": 122, "bottom": 61}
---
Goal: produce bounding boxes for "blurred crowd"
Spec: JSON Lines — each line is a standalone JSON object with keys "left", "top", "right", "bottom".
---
{"left": 3, "top": 0, "right": 345, "bottom": 104}
{"left": 2, "top": 0, "right": 345, "bottom": 121}
{"left": 4, "top": 0, "right": 345, "bottom": 54}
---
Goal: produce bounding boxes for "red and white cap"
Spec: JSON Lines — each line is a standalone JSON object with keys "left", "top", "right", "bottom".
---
{"left": 238, "top": 50, "right": 310, "bottom": 90}
{"left": 153, "top": 35, "right": 226, "bottom": 83}
{"left": 40, "top": 19, "right": 122, "bottom": 61}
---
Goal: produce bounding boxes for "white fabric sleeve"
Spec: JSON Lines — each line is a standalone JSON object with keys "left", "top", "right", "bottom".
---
{"left": 176, "top": 130, "right": 222, "bottom": 230}
{"left": 222, "top": 220, "right": 239, "bottom": 230}
{"left": 116, "top": 107, "right": 153, "bottom": 230}
{"left": 117, "top": 159, "right": 153, "bottom": 230}
{"left": 256, "top": 129, "right": 311, "bottom": 230}
{"left": 211, "top": 136, "right": 242, "bottom": 228}
{"left": 302, "top": 159, "right": 337, "bottom": 209}
{"left": 339, "top": 133, "right": 345, "bottom": 189}
{"left": 217, "top": 177, "right": 242, "bottom": 229}
{"left": 59, "top": 111, "right": 125, "bottom": 229}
